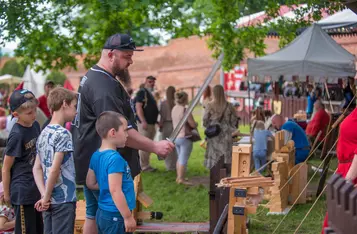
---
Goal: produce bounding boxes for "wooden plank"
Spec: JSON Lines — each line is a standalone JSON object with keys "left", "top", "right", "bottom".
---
{"left": 232, "top": 145, "right": 252, "bottom": 177}
{"left": 135, "top": 222, "right": 210, "bottom": 232}
{"left": 228, "top": 187, "right": 237, "bottom": 234}
{"left": 137, "top": 192, "right": 153, "bottom": 208}
{"left": 228, "top": 187, "right": 247, "bottom": 234}
{"left": 275, "top": 131, "right": 285, "bottom": 151}
{"left": 233, "top": 204, "right": 247, "bottom": 234}
{"left": 270, "top": 161, "right": 289, "bottom": 213}
{"left": 289, "top": 162, "right": 308, "bottom": 204}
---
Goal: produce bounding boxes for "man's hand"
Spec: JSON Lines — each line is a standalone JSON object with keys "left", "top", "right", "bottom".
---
{"left": 153, "top": 140, "right": 175, "bottom": 158}
{"left": 141, "top": 121, "right": 148, "bottom": 130}
{"left": 124, "top": 215, "right": 136, "bottom": 232}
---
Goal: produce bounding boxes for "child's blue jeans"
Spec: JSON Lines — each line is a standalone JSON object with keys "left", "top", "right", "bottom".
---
{"left": 96, "top": 208, "right": 132, "bottom": 234}
{"left": 253, "top": 150, "right": 267, "bottom": 172}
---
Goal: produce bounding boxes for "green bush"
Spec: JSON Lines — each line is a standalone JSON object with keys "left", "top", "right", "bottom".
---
{"left": 47, "top": 71, "right": 67, "bottom": 85}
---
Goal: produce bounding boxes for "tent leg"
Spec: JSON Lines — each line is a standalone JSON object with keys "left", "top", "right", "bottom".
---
{"left": 324, "top": 82, "right": 334, "bottom": 113}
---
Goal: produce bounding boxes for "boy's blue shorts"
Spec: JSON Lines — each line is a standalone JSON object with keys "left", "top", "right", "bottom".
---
{"left": 84, "top": 185, "right": 99, "bottom": 219}
{"left": 96, "top": 209, "right": 132, "bottom": 234}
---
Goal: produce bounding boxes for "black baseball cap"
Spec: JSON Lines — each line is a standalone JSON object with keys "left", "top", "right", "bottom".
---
{"left": 9, "top": 89, "right": 35, "bottom": 112}
{"left": 103, "top": 33, "right": 144, "bottom": 51}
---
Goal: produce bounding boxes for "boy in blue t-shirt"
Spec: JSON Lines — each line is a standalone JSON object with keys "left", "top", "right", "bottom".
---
{"left": 33, "top": 87, "right": 78, "bottom": 234}
{"left": 86, "top": 111, "right": 136, "bottom": 234}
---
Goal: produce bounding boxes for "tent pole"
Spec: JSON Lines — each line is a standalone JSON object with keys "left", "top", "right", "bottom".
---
{"left": 324, "top": 82, "right": 334, "bottom": 113}
{"left": 248, "top": 76, "right": 252, "bottom": 144}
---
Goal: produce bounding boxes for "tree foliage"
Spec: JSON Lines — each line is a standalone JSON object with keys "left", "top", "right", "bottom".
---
{"left": 0, "top": 59, "right": 25, "bottom": 77}
{"left": 46, "top": 70, "right": 67, "bottom": 85}
{"left": 0, "top": 0, "right": 344, "bottom": 70}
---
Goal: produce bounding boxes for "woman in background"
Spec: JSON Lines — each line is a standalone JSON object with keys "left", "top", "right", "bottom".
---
{"left": 200, "top": 86, "right": 212, "bottom": 108}
{"left": 172, "top": 91, "right": 197, "bottom": 185}
{"left": 203, "top": 85, "right": 238, "bottom": 171}
{"left": 159, "top": 86, "right": 178, "bottom": 171}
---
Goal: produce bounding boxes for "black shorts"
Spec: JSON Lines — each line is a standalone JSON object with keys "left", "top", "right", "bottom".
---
{"left": 13, "top": 204, "right": 43, "bottom": 234}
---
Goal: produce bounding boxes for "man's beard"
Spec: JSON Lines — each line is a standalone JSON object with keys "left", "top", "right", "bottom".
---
{"left": 115, "top": 67, "right": 131, "bottom": 86}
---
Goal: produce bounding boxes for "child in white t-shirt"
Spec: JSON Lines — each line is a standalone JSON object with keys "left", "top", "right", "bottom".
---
{"left": 0, "top": 182, "right": 15, "bottom": 234}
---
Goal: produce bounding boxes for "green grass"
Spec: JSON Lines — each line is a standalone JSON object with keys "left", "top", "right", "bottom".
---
{"left": 78, "top": 107, "right": 337, "bottom": 233}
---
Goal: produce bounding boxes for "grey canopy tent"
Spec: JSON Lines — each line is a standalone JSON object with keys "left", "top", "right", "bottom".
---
{"left": 247, "top": 24, "right": 356, "bottom": 83}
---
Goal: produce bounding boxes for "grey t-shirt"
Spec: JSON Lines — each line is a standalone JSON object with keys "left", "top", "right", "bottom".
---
{"left": 37, "top": 124, "right": 76, "bottom": 204}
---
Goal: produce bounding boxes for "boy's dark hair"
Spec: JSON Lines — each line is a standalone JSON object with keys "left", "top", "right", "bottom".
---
{"left": 45, "top": 80, "right": 55, "bottom": 88}
{"left": 47, "top": 87, "right": 77, "bottom": 112}
{"left": 96, "top": 111, "right": 125, "bottom": 138}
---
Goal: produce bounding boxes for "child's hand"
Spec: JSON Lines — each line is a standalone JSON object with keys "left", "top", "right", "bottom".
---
{"left": 1, "top": 192, "right": 11, "bottom": 206}
{"left": 124, "top": 215, "right": 136, "bottom": 232}
{"left": 34, "top": 199, "right": 50, "bottom": 212}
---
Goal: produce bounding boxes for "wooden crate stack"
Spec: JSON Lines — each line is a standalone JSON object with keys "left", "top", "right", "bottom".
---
{"left": 268, "top": 131, "right": 308, "bottom": 213}
{"left": 225, "top": 144, "right": 274, "bottom": 234}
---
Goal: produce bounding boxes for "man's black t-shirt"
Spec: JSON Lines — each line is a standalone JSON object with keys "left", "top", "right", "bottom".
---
{"left": 72, "top": 65, "right": 141, "bottom": 185}
{"left": 5, "top": 121, "right": 41, "bottom": 205}
{"left": 135, "top": 88, "right": 159, "bottom": 124}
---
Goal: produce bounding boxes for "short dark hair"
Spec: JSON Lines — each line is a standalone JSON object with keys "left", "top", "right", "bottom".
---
{"left": 146, "top": 75, "right": 156, "bottom": 81}
{"left": 47, "top": 87, "right": 77, "bottom": 112}
{"left": 96, "top": 111, "right": 125, "bottom": 138}
{"left": 45, "top": 80, "right": 55, "bottom": 88}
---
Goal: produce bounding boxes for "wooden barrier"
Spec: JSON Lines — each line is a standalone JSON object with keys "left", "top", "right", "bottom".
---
{"left": 324, "top": 174, "right": 357, "bottom": 234}
{"left": 268, "top": 131, "right": 308, "bottom": 213}
{"left": 221, "top": 144, "right": 274, "bottom": 234}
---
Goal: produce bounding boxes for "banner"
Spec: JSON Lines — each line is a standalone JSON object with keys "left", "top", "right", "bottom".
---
{"left": 224, "top": 66, "right": 246, "bottom": 91}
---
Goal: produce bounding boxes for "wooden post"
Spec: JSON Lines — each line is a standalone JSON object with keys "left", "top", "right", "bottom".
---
{"left": 228, "top": 187, "right": 247, "bottom": 234}
{"left": 289, "top": 163, "right": 308, "bottom": 204}
{"left": 231, "top": 144, "right": 252, "bottom": 177}
{"left": 269, "top": 161, "right": 289, "bottom": 213}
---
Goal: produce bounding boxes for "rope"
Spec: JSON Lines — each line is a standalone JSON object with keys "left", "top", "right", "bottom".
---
{"left": 250, "top": 159, "right": 275, "bottom": 176}
{"left": 271, "top": 140, "right": 338, "bottom": 234}
{"left": 293, "top": 169, "right": 337, "bottom": 234}
{"left": 256, "top": 94, "right": 356, "bottom": 217}
{"left": 255, "top": 127, "right": 337, "bottom": 217}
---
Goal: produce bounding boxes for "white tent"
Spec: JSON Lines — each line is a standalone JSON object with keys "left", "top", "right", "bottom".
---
{"left": 247, "top": 24, "right": 356, "bottom": 83}
{"left": 22, "top": 64, "right": 49, "bottom": 98}
{"left": 0, "top": 74, "right": 23, "bottom": 85}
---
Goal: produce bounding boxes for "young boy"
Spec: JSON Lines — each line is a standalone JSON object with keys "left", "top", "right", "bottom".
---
{"left": 33, "top": 87, "right": 78, "bottom": 234}
{"left": 86, "top": 111, "right": 136, "bottom": 234}
{"left": 2, "top": 89, "right": 43, "bottom": 234}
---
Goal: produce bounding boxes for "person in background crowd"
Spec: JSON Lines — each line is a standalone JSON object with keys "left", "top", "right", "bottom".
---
{"left": 203, "top": 85, "right": 239, "bottom": 171}
{"left": 0, "top": 182, "right": 15, "bottom": 234}
{"left": 342, "top": 76, "right": 356, "bottom": 110}
{"left": 135, "top": 76, "right": 160, "bottom": 172}
{"left": 251, "top": 106, "right": 265, "bottom": 126}
{"left": 200, "top": 86, "right": 212, "bottom": 108}
{"left": 252, "top": 120, "right": 273, "bottom": 173}
{"left": 272, "top": 114, "right": 310, "bottom": 164}
{"left": 172, "top": 91, "right": 197, "bottom": 185}
{"left": 159, "top": 86, "right": 178, "bottom": 171}
{"left": 72, "top": 33, "right": 174, "bottom": 234}
{"left": 306, "top": 100, "right": 330, "bottom": 148}
{"left": 306, "top": 84, "right": 316, "bottom": 119}
{"left": 38, "top": 81, "right": 55, "bottom": 119}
